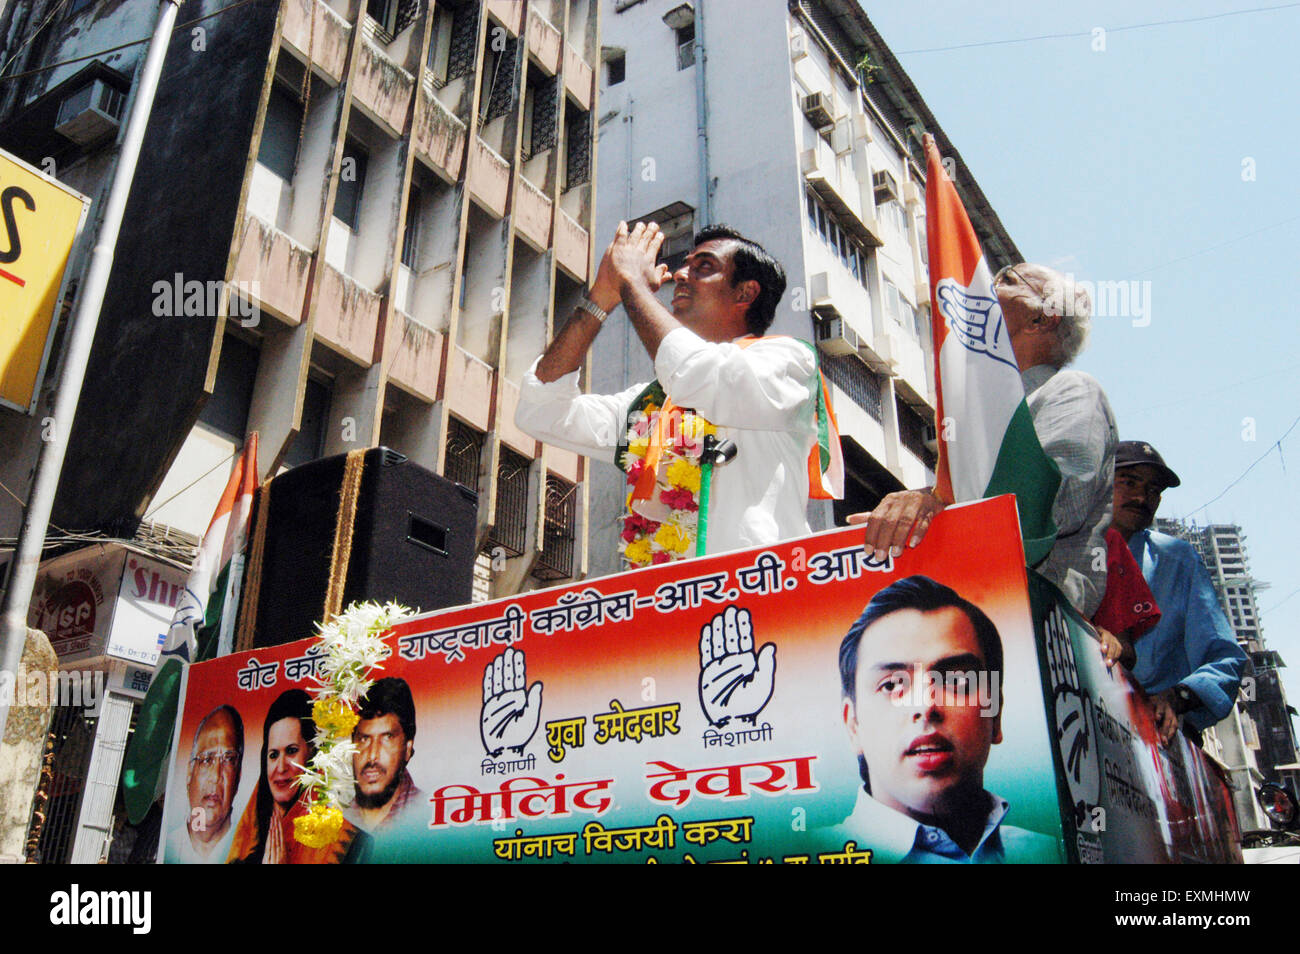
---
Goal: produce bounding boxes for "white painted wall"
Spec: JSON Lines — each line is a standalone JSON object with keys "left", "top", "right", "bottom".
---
{"left": 247, "top": 160, "right": 291, "bottom": 227}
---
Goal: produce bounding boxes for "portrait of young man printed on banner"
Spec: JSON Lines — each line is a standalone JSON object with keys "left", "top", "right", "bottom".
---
{"left": 828, "top": 575, "right": 1059, "bottom": 864}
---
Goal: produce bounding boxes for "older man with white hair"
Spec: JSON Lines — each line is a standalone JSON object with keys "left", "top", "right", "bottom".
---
{"left": 857, "top": 263, "right": 1117, "bottom": 617}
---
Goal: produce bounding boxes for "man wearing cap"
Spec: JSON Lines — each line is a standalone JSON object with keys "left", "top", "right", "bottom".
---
{"left": 1111, "top": 440, "right": 1249, "bottom": 744}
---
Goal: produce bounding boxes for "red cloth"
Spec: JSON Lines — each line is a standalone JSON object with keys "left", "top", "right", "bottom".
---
{"left": 1092, "top": 527, "right": 1161, "bottom": 639}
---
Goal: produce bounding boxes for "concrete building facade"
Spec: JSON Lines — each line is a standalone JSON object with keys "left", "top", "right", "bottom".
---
{"left": 0, "top": 0, "right": 604, "bottom": 606}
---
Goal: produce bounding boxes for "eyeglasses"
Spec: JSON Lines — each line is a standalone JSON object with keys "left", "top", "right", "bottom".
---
{"left": 993, "top": 264, "right": 1036, "bottom": 291}
{"left": 191, "top": 750, "right": 240, "bottom": 771}
{"left": 992, "top": 264, "right": 1047, "bottom": 319}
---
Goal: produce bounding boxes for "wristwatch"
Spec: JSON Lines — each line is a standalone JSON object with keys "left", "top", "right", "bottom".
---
{"left": 576, "top": 294, "right": 609, "bottom": 324}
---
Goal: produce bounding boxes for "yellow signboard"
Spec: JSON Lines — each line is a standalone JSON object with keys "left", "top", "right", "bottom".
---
{"left": 0, "top": 149, "right": 89, "bottom": 413}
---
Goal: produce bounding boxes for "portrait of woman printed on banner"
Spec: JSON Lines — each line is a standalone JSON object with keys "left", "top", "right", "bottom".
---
{"left": 227, "top": 687, "right": 369, "bottom": 863}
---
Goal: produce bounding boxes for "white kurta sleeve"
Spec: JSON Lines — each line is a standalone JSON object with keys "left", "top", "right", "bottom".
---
{"left": 513, "top": 359, "right": 649, "bottom": 462}
{"left": 652, "top": 328, "right": 817, "bottom": 431}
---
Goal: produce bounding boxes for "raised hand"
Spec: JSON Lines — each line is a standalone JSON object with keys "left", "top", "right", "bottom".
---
{"left": 480, "top": 647, "right": 543, "bottom": 756}
{"left": 698, "top": 606, "right": 776, "bottom": 727}
{"left": 605, "top": 220, "right": 668, "bottom": 298}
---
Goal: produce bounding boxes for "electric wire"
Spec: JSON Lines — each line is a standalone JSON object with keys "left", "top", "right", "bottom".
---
{"left": 896, "top": 3, "right": 1300, "bottom": 56}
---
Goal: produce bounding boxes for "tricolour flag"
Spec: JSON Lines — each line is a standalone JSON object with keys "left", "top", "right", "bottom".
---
{"left": 923, "top": 135, "right": 1059, "bottom": 564}
{"left": 122, "top": 433, "right": 259, "bottom": 824}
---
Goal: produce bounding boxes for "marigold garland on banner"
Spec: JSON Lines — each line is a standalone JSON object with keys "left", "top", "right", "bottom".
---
{"left": 293, "top": 600, "right": 413, "bottom": 848}
{"left": 619, "top": 392, "right": 717, "bottom": 569}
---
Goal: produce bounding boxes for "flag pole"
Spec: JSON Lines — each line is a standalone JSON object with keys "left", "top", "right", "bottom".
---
{"left": 0, "top": 0, "right": 185, "bottom": 742}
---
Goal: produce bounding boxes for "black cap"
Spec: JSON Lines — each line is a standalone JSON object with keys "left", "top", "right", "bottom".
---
{"left": 1116, "top": 440, "right": 1181, "bottom": 489}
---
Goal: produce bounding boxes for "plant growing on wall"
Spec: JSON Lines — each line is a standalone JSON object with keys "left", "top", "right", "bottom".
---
{"left": 856, "top": 51, "right": 880, "bottom": 86}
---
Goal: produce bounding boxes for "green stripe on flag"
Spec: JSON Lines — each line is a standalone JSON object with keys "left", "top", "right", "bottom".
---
{"left": 799, "top": 340, "right": 832, "bottom": 472}
{"left": 120, "top": 562, "right": 230, "bottom": 824}
{"left": 122, "top": 657, "right": 184, "bottom": 825}
{"left": 984, "top": 402, "right": 1061, "bottom": 566}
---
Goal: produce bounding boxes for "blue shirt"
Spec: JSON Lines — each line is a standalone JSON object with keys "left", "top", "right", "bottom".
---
{"left": 825, "top": 787, "right": 1061, "bottom": 864}
{"left": 1128, "top": 529, "right": 1249, "bottom": 732}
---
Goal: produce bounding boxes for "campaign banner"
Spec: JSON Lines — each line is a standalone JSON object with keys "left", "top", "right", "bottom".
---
{"left": 164, "top": 495, "right": 1068, "bottom": 864}
{"left": 1030, "top": 577, "right": 1242, "bottom": 864}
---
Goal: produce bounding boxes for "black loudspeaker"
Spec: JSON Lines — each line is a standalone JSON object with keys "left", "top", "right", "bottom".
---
{"left": 249, "top": 447, "right": 478, "bottom": 648}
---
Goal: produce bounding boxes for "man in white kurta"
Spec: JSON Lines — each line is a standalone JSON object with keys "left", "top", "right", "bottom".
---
{"left": 514, "top": 222, "right": 820, "bottom": 559}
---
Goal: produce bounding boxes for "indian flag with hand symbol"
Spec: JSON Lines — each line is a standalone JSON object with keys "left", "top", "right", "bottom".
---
{"left": 122, "top": 433, "right": 259, "bottom": 823}
{"left": 923, "top": 134, "right": 1059, "bottom": 564}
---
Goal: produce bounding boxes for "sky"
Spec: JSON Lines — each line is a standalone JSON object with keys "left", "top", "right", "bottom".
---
{"left": 864, "top": 1, "right": 1300, "bottom": 714}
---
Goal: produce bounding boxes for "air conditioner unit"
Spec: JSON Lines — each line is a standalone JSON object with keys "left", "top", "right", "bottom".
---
{"left": 789, "top": 27, "right": 808, "bottom": 61}
{"left": 55, "top": 78, "right": 126, "bottom": 146}
{"left": 814, "top": 314, "right": 859, "bottom": 356}
{"left": 801, "top": 92, "right": 836, "bottom": 131}
{"left": 872, "top": 168, "right": 901, "bottom": 204}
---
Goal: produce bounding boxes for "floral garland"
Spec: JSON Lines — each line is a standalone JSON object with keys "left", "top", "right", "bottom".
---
{"left": 292, "top": 600, "right": 413, "bottom": 848}
{"left": 619, "top": 390, "right": 717, "bottom": 569}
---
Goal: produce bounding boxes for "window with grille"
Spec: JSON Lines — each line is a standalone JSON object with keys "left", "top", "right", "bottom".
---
{"left": 446, "top": 1, "right": 479, "bottom": 82}
{"left": 488, "top": 447, "right": 530, "bottom": 557}
{"left": 565, "top": 108, "right": 591, "bottom": 190}
{"left": 481, "top": 36, "right": 518, "bottom": 123}
{"left": 444, "top": 417, "right": 484, "bottom": 490}
{"left": 533, "top": 476, "right": 576, "bottom": 581}
{"left": 394, "top": 0, "right": 421, "bottom": 35}
{"left": 822, "top": 353, "right": 882, "bottom": 422}
{"left": 523, "top": 72, "right": 558, "bottom": 160}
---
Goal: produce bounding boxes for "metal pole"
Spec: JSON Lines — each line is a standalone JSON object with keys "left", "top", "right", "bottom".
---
{"left": 693, "top": 0, "right": 710, "bottom": 227}
{"left": 0, "top": 0, "right": 184, "bottom": 741}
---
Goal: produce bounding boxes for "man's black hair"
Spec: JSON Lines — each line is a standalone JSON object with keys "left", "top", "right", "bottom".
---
{"left": 838, "top": 575, "right": 1004, "bottom": 789}
{"left": 359, "top": 677, "right": 417, "bottom": 741}
{"left": 693, "top": 224, "right": 787, "bottom": 335}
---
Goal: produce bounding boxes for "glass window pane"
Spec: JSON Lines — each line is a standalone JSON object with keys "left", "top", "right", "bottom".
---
{"left": 332, "top": 140, "right": 368, "bottom": 229}
{"left": 401, "top": 185, "right": 421, "bottom": 269}
{"left": 257, "top": 85, "right": 301, "bottom": 181}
